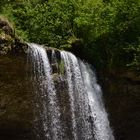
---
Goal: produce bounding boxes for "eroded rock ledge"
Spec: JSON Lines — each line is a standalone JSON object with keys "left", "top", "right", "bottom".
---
{"left": 0, "top": 17, "right": 34, "bottom": 140}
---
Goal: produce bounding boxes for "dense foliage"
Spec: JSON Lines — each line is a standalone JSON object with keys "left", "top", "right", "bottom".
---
{"left": 1, "top": 0, "right": 140, "bottom": 70}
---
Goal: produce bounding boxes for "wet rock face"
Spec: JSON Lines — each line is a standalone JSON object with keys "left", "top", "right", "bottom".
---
{"left": 99, "top": 69, "right": 140, "bottom": 140}
{"left": 0, "top": 54, "right": 35, "bottom": 140}
{"left": 0, "top": 17, "right": 35, "bottom": 140}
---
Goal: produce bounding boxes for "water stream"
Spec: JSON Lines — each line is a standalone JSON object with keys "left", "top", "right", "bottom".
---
{"left": 27, "top": 43, "right": 114, "bottom": 140}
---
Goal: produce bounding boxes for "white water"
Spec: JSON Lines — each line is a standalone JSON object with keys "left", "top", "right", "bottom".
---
{"left": 79, "top": 61, "right": 114, "bottom": 140}
{"left": 61, "top": 51, "right": 114, "bottom": 140}
{"left": 28, "top": 43, "right": 62, "bottom": 140}
{"left": 28, "top": 44, "right": 114, "bottom": 140}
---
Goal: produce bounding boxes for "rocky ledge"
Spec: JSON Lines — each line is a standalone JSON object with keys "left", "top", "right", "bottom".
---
{"left": 0, "top": 17, "right": 34, "bottom": 140}
{"left": 0, "top": 16, "right": 28, "bottom": 55}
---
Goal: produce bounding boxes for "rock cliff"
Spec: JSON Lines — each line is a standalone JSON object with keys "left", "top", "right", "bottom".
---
{"left": 0, "top": 17, "right": 34, "bottom": 140}
{"left": 99, "top": 69, "right": 140, "bottom": 140}
{"left": 0, "top": 17, "right": 140, "bottom": 140}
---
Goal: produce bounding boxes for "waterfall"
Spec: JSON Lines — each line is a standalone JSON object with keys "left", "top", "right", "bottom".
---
{"left": 79, "top": 61, "right": 114, "bottom": 140}
{"left": 28, "top": 43, "right": 62, "bottom": 140}
{"left": 27, "top": 43, "right": 114, "bottom": 140}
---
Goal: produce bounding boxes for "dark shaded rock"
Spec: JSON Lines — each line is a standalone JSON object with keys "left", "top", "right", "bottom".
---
{"left": 0, "top": 20, "right": 8, "bottom": 27}
{"left": 0, "top": 17, "right": 35, "bottom": 140}
{"left": 46, "top": 47, "right": 61, "bottom": 62}
{"left": 0, "top": 16, "right": 14, "bottom": 37}
{"left": 46, "top": 48, "right": 61, "bottom": 74}
{"left": 0, "top": 16, "right": 28, "bottom": 55}
{"left": 98, "top": 69, "right": 140, "bottom": 140}
{"left": 51, "top": 63, "right": 58, "bottom": 73}
{"left": 55, "top": 49, "right": 61, "bottom": 61}
{"left": 10, "top": 38, "right": 28, "bottom": 55}
{"left": 0, "top": 55, "right": 35, "bottom": 140}
{"left": 69, "top": 38, "right": 84, "bottom": 58}
{"left": 2, "top": 25, "right": 14, "bottom": 37}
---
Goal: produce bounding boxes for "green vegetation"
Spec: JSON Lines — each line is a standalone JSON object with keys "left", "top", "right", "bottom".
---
{"left": 0, "top": 0, "right": 140, "bottom": 70}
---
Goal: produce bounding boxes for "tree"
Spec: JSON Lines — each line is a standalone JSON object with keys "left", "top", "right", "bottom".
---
{"left": 0, "top": 0, "right": 140, "bottom": 70}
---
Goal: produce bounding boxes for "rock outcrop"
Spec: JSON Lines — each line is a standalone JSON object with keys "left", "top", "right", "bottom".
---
{"left": 99, "top": 69, "right": 140, "bottom": 140}
{"left": 0, "top": 16, "right": 28, "bottom": 55}
{"left": 0, "top": 17, "right": 140, "bottom": 140}
{"left": 0, "top": 17, "right": 34, "bottom": 140}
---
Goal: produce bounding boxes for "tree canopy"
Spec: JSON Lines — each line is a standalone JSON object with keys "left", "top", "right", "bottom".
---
{"left": 1, "top": 0, "right": 140, "bottom": 70}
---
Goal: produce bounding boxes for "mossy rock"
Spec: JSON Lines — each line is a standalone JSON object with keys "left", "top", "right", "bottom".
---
{"left": 0, "top": 16, "right": 28, "bottom": 55}
{"left": 0, "top": 16, "right": 14, "bottom": 36}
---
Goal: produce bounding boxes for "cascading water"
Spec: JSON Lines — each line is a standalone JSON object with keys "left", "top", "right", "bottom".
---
{"left": 27, "top": 43, "right": 114, "bottom": 140}
{"left": 28, "top": 43, "right": 62, "bottom": 140}
{"left": 61, "top": 51, "right": 114, "bottom": 140}
{"left": 79, "top": 60, "right": 114, "bottom": 140}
